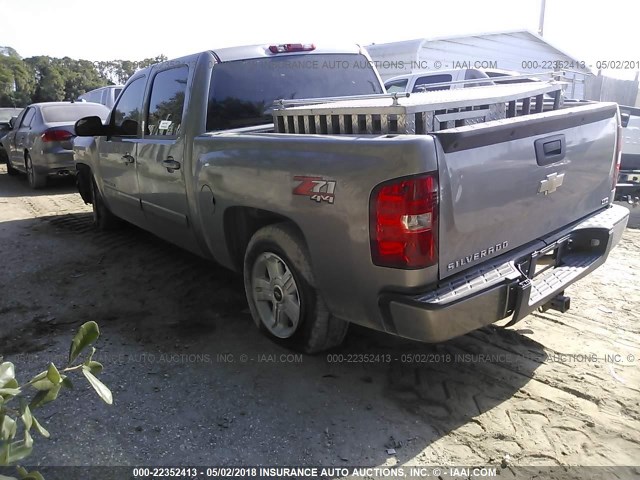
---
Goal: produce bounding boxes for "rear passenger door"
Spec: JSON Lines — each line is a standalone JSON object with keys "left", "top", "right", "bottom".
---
{"left": 135, "top": 65, "right": 198, "bottom": 251}
{"left": 11, "top": 107, "right": 35, "bottom": 167}
{"left": 6, "top": 109, "right": 26, "bottom": 166}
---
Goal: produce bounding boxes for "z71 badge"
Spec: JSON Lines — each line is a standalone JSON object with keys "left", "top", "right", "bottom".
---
{"left": 293, "top": 176, "right": 336, "bottom": 204}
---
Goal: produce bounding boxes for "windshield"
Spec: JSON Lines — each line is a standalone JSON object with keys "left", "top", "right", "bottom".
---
{"left": 207, "top": 53, "right": 383, "bottom": 131}
{"left": 41, "top": 104, "right": 109, "bottom": 123}
{"left": 0, "top": 108, "right": 22, "bottom": 123}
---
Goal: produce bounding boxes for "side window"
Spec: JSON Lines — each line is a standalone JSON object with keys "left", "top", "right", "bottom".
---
{"left": 385, "top": 79, "right": 408, "bottom": 93}
{"left": 112, "top": 77, "right": 146, "bottom": 137}
{"left": 412, "top": 74, "right": 453, "bottom": 93}
{"left": 464, "top": 69, "right": 492, "bottom": 88}
{"left": 21, "top": 108, "right": 35, "bottom": 128}
{"left": 146, "top": 66, "right": 189, "bottom": 137}
{"left": 12, "top": 110, "right": 26, "bottom": 130}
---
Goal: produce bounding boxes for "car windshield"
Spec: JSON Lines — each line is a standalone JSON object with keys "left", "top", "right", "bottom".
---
{"left": 41, "top": 104, "right": 109, "bottom": 123}
{"left": 207, "top": 53, "right": 383, "bottom": 130}
{"left": 0, "top": 108, "right": 22, "bottom": 122}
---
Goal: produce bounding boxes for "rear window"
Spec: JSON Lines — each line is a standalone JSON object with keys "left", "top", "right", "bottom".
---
{"left": 113, "top": 88, "right": 123, "bottom": 99}
{"left": 42, "top": 104, "right": 109, "bottom": 123}
{"left": 207, "top": 53, "right": 383, "bottom": 131}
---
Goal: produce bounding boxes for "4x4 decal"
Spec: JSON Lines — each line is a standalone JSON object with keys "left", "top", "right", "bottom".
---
{"left": 293, "top": 176, "right": 336, "bottom": 204}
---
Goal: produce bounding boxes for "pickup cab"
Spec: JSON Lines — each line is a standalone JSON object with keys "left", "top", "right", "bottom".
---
{"left": 73, "top": 43, "right": 628, "bottom": 353}
{"left": 384, "top": 68, "right": 492, "bottom": 93}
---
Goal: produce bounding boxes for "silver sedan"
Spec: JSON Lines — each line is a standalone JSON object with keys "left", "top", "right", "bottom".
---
{"left": 2, "top": 102, "right": 109, "bottom": 189}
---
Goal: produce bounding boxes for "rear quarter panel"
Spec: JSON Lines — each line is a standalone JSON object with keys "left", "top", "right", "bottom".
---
{"left": 192, "top": 133, "right": 439, "bottom": 330}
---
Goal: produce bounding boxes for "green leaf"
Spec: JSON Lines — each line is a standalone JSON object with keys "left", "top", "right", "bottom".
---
{"left": 61, "top": 376, "right": 73, "bottom": 390}
{"left": 0, "top": 389, "right": 21, "bottom": 397}
{"left": 29, "top": 384, "right": 61, "bottom": 410}
{"left": 1, "top": 415, "right": 17, "bottom": 441}
{"left": 6, "top": 441, "right": 32, "bottom": 463}
{"left": 21, "top": 472, "right": 45, "bottom": 480}
{"left": 46, "top": 364, "right": 61, "bottom": 385}
{"left": 81, "top": 367, "right": 112, "bottom": 405}
{"left": 31, "top": 416, "right": 49, "bottom": 439}
{"left": 20, "top": 407, "right": 32, "bottom": 432}
{"left": 28, "top": 372, "right": 54, "bottom": 392}
{"left": 0, "top": 363, "right": 15, "bottom": 388}
{"left": 0, "top": 474, "right": 19, "bottom": 480}
{"left": 85, "top": 361, "right": 103, "bottom": 376}
{"left": 68, "top": 321, "right": 100, "bottom": 364}
{"left": 23, "top": 430, "right": 33, "bottom": 449}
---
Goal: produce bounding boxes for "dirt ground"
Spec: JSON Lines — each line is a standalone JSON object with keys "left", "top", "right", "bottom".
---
{"left": 0, "top": 164, "right": 639, "bottom": 478}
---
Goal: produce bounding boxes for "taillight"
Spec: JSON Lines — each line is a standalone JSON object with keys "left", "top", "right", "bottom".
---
{"left": 42, "top": 128, "right": 73, "bottom": 142}
{"left": 268, "top": 43, "right": 316, "bottom": 54}
{"left": 370, "top": 173, "right": 439, "bottom": 269}
{"left": 613, "top": 116, "right": 623, "bottom": 190}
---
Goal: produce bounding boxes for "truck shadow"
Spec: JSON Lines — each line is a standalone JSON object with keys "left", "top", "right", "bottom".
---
{"left": 1, "top": 212, "right": 546, "bottom": 469}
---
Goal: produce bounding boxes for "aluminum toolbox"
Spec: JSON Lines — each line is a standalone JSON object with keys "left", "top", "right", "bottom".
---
{"left": 273, "top": 82, "right": 564, "bottom": 135}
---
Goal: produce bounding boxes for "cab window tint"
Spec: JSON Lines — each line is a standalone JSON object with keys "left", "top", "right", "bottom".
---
{"left": 147, "top": 66, "right": 188, "bottom": 137}
{"left": 112, "top": 77, "right": 145, "bottom": 136}
{"left": 412, "top": 74, "right": 452, "bottom": 93}
{"left": 385, "top": 79, "right": 408, "bottom": 93}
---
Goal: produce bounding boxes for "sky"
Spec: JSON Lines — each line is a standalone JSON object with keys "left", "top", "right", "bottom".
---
{"left": 0, "top": 0, "right": 638, "bottom": 79}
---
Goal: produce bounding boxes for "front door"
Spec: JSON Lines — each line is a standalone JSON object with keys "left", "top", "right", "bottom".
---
{"left": 135, "top": 65, "right": 198, "bottom": 252}
{"left": 97, "top": 75, "right": 147, "bottom": 226}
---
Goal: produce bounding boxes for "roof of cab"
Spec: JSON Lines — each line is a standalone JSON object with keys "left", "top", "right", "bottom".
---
{"left": 211, "top": 43, "right": 363, "bottom": 62}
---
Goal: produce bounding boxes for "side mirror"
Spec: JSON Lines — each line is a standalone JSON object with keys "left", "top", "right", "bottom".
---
{"left": 9, "top": 116, "right": 17, "bottom": 129}
{"left": 75, "top": 116, "right": 110, "bottom": 137}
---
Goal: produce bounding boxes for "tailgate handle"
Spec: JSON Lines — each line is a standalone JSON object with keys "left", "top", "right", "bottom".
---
{"left": 535, "top": 134, "right": 566, "bottom": 166}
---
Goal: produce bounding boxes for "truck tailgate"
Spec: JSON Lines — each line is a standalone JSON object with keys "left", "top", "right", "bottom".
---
{"left": 434, "top": 102, "right": 619, "bottom": 279}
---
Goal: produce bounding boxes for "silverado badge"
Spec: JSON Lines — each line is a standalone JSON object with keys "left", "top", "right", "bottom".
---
{"left": 538, "top": 172, "right": 565, "bottom": 195}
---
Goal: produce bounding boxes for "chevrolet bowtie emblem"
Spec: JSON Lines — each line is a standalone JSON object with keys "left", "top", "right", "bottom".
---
{"left": 538, "top": 172, "right": 565, "bottom": 195}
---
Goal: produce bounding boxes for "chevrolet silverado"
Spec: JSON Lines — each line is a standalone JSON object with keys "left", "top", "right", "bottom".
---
{"left": 72, "top": 43, "right": 629, "bottom": 353}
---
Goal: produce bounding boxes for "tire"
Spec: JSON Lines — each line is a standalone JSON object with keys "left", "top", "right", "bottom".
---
{"left": 244, "top": 223, "right": 348, "bottom": 353}
{"left": 25, "top": 153, "right": 46, "bottom": 189}
{"left": 5, "top": 153, "right": 18, "bottom": 176}
{"left": 91, "top": 177, "right": 121, "bottom": 230}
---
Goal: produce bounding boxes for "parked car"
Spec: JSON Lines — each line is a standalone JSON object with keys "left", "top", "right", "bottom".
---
{"left": 2, "top": 101, "right": 109, "bottom": 188}
{"left": 78, "top": 85, "right": 124, "bottom": 109}
{"left": 73, "top": 43, "right": 627, "bottom": 353}
{"left": 0, "top": 107, "right": 23, "bottom": 163}
{"left": 384, "top": 68, "right": 493, "bottom": 93}
{"left": 615, "top": 105, "right": 640, "bottom": 204}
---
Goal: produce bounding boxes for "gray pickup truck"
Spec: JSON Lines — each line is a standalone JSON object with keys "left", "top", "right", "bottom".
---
{"left": 73, "top": 43, "right": 629, "bottom": 353}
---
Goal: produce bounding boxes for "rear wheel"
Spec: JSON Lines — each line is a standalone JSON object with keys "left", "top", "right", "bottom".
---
{"left": 25, "top": 153, "right": 46, "bottom": 189}
{"left": 244, "top": 223, "right": 348, "bottom": 353}
{"left": 91, "top": 177, "right": 121, "bottom": 230}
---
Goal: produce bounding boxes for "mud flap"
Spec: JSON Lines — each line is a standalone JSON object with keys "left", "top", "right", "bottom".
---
{"left": 76, "top": 164, "right": 93, "bottom": 204}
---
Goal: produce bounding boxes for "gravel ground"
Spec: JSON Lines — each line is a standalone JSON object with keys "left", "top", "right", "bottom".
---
{"left": 0, "top": 164, "right": 639, "bottom": 479}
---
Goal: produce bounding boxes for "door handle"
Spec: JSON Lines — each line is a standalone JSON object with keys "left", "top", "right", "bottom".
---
{"left": 162, "top": 157, "right": 181, "bottom": 173}
{"left": 122, "top": 154, "right": 135, "bottom": 165}
{"left": 534, "top": 134, "right": 566, "bottom": 166}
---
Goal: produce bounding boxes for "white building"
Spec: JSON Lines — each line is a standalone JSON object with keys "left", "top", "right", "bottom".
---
{"left": 366, "top": 30, "right": 591, "bottom": 99}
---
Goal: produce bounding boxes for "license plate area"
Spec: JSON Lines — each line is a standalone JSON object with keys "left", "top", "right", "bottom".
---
{"left": 517, "top": 235, "right": 571, "bottom": 280}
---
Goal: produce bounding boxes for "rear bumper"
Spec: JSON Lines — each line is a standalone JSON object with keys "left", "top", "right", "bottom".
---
{"left": 35, "top": 151, "right": 75, "bottom": 176}
{"left": 381, "top": 204, "right": 629, "bottom": 343}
